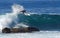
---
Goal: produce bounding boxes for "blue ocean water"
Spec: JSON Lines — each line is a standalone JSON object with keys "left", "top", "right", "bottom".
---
{"left": 0, "top": 1, "right": 60, "bottom": 14}
{"left": 1, "top": 1, "right": 60, "bottom": 8}
{"left": 0, "top": 1, "right": 60, "bottom": 31}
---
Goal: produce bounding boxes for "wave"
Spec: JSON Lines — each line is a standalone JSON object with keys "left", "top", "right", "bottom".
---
{"left": 18, "top": 14, "right": 60, "bottom": 30}
{"left": 0, "top": 4, "right": 29, "bottom": 32}
{"left": 0, "top": 4, "right": 60, "bottom": 33}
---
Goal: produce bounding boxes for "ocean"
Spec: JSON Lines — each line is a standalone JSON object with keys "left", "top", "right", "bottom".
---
{"left": 1, "top": 1, "right": 60, "bottom": 38}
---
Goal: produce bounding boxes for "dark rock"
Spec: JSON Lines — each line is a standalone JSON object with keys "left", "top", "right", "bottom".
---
{"left": 27, "top": 27, "right": 39, "bottom": 32}
{"left": 2, "top": 27, "right": 39, "bottom": 33}
{"left": 11, "top": 28, "right": 21, "bottom": 33}
{"left": 11, "top": 28, "right": 28, "bottom": 33}
{"left": 11, "top": 27, "right": 39, "bottom": 33}
{"left": 2, "top": 28, "right": 11, "bottom": 33}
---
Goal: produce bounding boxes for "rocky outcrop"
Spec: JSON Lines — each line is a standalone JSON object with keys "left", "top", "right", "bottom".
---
{"left": 11, "top": 28, "right": 28, "bottom": 33}
{"left": 2, "top": 27, "right": 39, "bottom": 33}
{"left": 2, "top": 28, "right": 11, "bottom": 33}
{"left": 27, "top": 27, "right": 39, "bottom": 32}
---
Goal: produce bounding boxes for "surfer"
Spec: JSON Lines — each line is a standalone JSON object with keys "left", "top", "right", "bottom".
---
{"left": 20, "top": 10, "right": 30, "bottom": 16}
{"left": 21, "top": 10, "right": 26, "bottom": 14}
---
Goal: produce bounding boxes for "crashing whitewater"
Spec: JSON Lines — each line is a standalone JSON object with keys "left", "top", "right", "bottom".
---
{"left": 0, "top": 4, "right": 60, "bottom": 38}
{"left": 0, "top": 4, "right": 30, "bottom": 32}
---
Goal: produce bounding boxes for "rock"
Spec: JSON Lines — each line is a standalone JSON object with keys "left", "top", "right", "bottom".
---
{"left": 11, "top": 28, "right": 28, "bottom": 33}
{"left": 27, "top": 27, "right": 39, "bottom": 32}
{"left": 2, "top": 27, "right": 11, "bottom": 33}
{"left": 2, "top": 27, "right": 39, "bottom": 33}
{"left": 11, "top": 28, "right": 21, "bottom": 33}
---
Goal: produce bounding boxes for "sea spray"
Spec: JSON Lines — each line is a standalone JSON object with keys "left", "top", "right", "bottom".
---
{"left": 12, "top": 4, "right": 25, "bottom": 14}
{"left": 0, "top": 4, "right": 60, "bottom": 32}
{"left": 12, "top": 4, "right": 30, "bottom": 16}
{"left": 13, "top": 23, "right": 29, "bottom": 28}
{"left": 0, "top": 4, "right": 28, "bottom": 32}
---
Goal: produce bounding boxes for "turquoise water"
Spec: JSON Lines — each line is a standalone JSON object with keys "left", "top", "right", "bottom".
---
{"left": 16, "top": 14, "right": 60, "bottom": 30}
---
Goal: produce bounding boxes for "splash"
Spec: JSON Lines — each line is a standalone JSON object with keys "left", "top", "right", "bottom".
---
{"left": 0, "top": 4, "right": 28, "bottom": 32}
{"left": 13, "top": 23, "right": 29, "bottom": 28}
{"left": 12, "top": 4, "right": 31, "bottom": 16}
{"left": 12, "top": 4, "right": 25, "bottom": 14}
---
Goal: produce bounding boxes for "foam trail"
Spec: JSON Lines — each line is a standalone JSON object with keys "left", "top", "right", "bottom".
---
{"left": 0, "top": 4, "right": 28, "bottom": 32}
{"left": 13, "top": 23, "right": 29, "bottom": 28}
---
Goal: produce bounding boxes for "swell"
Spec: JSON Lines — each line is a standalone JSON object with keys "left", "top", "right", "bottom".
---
{"left": 17, "top": 14, "right": 60, "bottom": 31}
{"left": 0, "top": 4, "right": 60, "bottom": 32}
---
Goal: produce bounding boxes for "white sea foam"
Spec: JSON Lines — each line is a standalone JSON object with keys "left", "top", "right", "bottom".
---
{"left": 1, "top": 31, "right": 60, "bottom": 38}
{"left": 13, "top": 23, "right": 29, "bottom": 28}
{"left": 12, "top": 4, "right": 25, "bottom": 14}
{"left": 0, "top": 4, "right": 29, "bottom": 32}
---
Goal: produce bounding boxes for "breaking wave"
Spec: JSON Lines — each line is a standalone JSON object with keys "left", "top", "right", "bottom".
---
{"left": 0, "top": 4, "right": 29, "bottom": 32}
{"left": 0, "top": 4, "right": 60, "bottom": 33}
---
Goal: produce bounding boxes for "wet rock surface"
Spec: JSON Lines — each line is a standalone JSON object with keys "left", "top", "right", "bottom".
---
{"left": 2, "top": 27, "right": 39, "bottom": 33}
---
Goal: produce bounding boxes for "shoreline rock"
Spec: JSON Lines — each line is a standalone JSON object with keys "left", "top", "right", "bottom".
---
{"left": 2, "top": 27, "right": 39, "bottom": 33}
{"left": 2, "top": 28, "right": 11, "bottom": 33}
